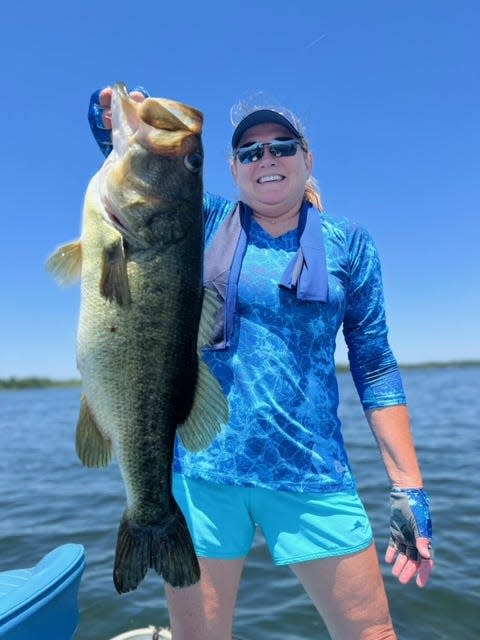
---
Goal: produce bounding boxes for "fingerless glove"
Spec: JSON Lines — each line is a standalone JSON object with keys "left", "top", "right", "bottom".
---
{"left": 389, "top": 487, "right": 432, "bottom": 561}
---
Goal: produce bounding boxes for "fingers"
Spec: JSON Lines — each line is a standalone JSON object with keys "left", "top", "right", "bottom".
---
{"left": 384, "top": 538, "right": 434, "bottom": 588}
{"left": 130, "top": 91, "right": 148, "bottom": 103}
{"left": 416, "top": 537, "right": 433, "bottom": 560}
{"left": 384, "top": 545, "right": 397, "bottom": 565}
{"left": 415, "top": 557, "right": 434, "bottom": 588}
{"left": 393, "top": 555, "right": 433, "bottom": 587}
{"left": 99, "top": 88, "right": 113, "bottom": 128}
{"left": 99, "top": 87, "right": 113, "bottom": 107}
{"left": 391, "top": 553, "right": 418, "bottom": 584}
{"left": 98, "top": 88, "right": 147, "bottom": 129}
{"left": 414, "top": 536, "right": 434, "bottom": 588}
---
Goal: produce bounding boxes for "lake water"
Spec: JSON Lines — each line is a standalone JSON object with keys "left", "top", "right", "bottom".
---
{"left": 1, "top": 366, "right": 479, "bottom": 639}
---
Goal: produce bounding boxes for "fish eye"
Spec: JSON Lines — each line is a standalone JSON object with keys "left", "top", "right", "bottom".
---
{"left": 184, "top": 151, "right": 203, "bottom": 173}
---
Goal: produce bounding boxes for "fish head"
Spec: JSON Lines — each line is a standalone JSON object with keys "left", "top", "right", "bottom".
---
{"left": 97, "top": 82, "right": 204, "bottom": 248}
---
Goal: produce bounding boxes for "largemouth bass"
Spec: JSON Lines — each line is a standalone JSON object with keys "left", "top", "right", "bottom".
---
{"left": 47, "top": 83, "right": 228, "bottom": 593}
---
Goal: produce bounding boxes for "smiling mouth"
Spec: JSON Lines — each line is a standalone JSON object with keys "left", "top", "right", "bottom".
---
{"left": 258, "top": 175, "right": 284, "bottom": 184}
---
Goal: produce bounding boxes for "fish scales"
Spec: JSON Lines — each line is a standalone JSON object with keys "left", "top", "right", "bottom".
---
{"left": 47, "top": 83, "right": 228, "bottom": 593}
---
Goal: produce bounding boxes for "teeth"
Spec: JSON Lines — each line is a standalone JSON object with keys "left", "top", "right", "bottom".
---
{"left": 259, "top": 175, "right": 283, "bottom": 184}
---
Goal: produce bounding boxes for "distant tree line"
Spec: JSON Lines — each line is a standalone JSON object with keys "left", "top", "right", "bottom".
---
{"left": 0, "top": 377, "right": 81, "bottom": 391}
{"left": 1, "top": 361, "right": 478, "bottom": 391}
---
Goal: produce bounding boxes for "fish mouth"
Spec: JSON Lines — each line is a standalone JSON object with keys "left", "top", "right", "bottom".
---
{"left": 257, "top": 174, "right": 284, "bottom": 184}
{"left": 113, "top": 82, "right": 203, "bottom": 156}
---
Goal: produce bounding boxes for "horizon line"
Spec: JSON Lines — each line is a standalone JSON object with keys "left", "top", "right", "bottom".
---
{"left": 1, "top": 358, "right": 479, "bottom": 387}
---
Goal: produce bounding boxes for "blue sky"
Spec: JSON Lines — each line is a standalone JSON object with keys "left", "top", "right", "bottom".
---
{"left": 2, "top": 1, "right": 478, "bottom": 378}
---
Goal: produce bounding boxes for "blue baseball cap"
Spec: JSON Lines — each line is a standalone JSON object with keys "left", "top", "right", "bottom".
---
{"left": 231, "top": 108, "right": 304, "bottom": 149}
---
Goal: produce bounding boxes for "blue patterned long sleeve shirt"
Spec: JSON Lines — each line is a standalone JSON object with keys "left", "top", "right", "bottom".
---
{"left": 174, "top": 193, "right": 406, "bottom": 493}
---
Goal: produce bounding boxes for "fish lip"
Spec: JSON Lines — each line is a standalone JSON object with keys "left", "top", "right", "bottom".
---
{"left": 257, "top": 174, "right": 285, "bottom": 184}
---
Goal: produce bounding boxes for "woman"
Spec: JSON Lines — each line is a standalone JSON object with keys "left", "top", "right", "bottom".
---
{"left": 89, "top": 87, "right": 433, "bottom": 640}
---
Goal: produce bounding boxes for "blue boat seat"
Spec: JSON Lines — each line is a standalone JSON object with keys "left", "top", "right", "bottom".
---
{"left": 0, "top": 543, "right": 85, "bottom": 640}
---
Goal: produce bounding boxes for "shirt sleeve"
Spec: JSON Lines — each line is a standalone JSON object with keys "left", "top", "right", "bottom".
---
{"left": 203, "top": 193, "right": 237, "bottom": 245}
{"left": 342, "top": 224, "right": 407, "bottom": 410}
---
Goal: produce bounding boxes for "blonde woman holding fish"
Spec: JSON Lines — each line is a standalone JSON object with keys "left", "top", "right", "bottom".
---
{"left": 88, "top": 86, "right": 434, "bottom": 640}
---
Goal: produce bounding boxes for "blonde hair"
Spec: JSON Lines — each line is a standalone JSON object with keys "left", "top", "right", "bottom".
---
{"left": 305, "top": 174, "right": 324, "bottom": 211}
{"left": 300, "top": 138, "right": 324, "bottom": 211}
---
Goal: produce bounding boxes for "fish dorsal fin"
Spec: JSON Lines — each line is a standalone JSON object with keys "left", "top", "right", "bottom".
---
{"left": 100, "top": 238, "right": 132, "bottom": 305}
{"left": 76, "top": 394, "right": 113, "bottom": 467}
{"left": 46, "top": 240, "right": 82, "bottom": 286}
{"left": 177, "top": 287, "right": 228, "bottom": 451}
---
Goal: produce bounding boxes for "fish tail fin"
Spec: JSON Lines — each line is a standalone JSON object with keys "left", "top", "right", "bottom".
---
{"left": 46, "top": 240, "right": 82, "bottom": 286}
{"left": 150, "top": 506, "right": 201, "bottom": 588}
{"left": 113, "top": 505, "right": 200, "bottom": 594}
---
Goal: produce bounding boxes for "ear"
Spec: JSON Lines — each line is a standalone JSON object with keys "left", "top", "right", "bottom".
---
{"left": 305, "top": 150, "right": 313, "bottom": 175}
{"left": 230, "top": 157, "right": 238, "bottom": 182}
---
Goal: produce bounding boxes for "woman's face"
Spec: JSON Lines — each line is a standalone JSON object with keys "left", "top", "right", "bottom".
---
{"left": 231, "top": 122, "right": 313, "bottom": 216}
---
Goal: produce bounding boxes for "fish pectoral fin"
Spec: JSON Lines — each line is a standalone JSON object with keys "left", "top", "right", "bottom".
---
{"left": 100, "top": 239, "right": 131, "bottom": 305}
{"left": 46, "top": 240, "right": 82, "bottom": 286}
{"left": 76, "top": 394, "right": 113, "bottom": 467}
{"left": 177, "top": 359, "right": 228, "bottom": 452}
{"left": 197, "top": 287, "right": 222, "bottom": 349}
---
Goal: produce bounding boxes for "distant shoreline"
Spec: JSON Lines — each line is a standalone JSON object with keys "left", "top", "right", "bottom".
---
{"left": 0, "top": 377, "right": 82, "bottom": 391}
{"left": 1, "top": 360, "right": 479, "bottom": 390}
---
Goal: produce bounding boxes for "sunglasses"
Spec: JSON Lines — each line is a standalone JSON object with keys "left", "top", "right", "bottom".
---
{"left": 234, "top": 138, "right": 304, "bottom": 164}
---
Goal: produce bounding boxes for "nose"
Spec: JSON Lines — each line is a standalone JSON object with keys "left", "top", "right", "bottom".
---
{"left": 260, "top": 144, "right": 278, "bottom": 165}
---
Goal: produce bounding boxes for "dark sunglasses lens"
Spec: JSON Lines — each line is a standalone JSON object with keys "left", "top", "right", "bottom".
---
{"left": 270, "top": 139, "right": 299, "bottom": 157}
{"left": 236, "top": 139, "right": 300, "bottom": 164}
{"left": 237, "top": 143, "right": 264, "bottom": 164}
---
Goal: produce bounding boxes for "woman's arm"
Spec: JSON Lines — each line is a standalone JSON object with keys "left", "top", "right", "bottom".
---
{"left": 365, "top": 404, "right": 422, "bottom": 487}
{"left": 366, "top": 405, "right": 434, "bottom": 587}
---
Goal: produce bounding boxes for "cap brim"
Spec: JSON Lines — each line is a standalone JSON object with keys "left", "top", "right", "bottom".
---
{"left": 232, "top": 110, "right": 302, "bottom": 149}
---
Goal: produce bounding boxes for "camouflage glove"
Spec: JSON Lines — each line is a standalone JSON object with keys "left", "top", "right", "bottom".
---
{"left": 389, "top": 487, "right": 433, "bottom": 561}
{"left": 87, "top": 85, "right": 150, "bottom": 157}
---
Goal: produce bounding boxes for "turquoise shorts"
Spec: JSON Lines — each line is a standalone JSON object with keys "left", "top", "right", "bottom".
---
{"left": 173, "top": 474, "right": 373, "bottom": 565}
